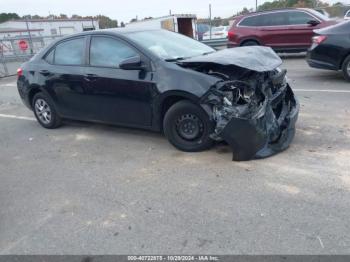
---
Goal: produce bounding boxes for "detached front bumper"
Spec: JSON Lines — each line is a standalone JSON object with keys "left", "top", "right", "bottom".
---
{"left": 219, "top": 85, "right": 299, "bottom": 161}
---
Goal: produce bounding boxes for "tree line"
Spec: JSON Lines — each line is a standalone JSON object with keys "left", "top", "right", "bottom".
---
{"left": 0, "top": 13, "right": 124, "bottom": 29}
{"left": 237, "top": 0, "right": 346, "bottom": 15}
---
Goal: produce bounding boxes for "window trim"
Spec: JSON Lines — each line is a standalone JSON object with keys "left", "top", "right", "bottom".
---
{"left": 42, "top": 36, "right": 88, "bottom": 67}
{"left": 237, "top": 10, "right": 321, "bottom": 28}
{"left": 87, "top": 35, "right": 143, "bottom": 69}
{"left": 86, "top": 33, "right": 151, "bottom": 70}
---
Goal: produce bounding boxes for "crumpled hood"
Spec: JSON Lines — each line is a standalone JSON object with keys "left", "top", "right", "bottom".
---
{"left": 181, "top": 46, "right": 282, "bottom": 72}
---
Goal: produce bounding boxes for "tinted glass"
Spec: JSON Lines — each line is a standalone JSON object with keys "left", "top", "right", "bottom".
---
{"left": 45, "top": 49, "right": 54, "bottom": 64}
{"left": 54, "top": 38, "right": 85, "bottom": 65}
{"left": 239, "top": 16, "right": 260, "bottom": 26}
{"left": 90, "top": 37, "right": 138, "bottom": 67}
{"left": 261, "top": 12, "right": 288, "bottom": 26}
{"left": 288, "top": 11, "right": 315, "bottom": 25}
{"left": 126, "top": 30, "right": 214, "bottom": 60}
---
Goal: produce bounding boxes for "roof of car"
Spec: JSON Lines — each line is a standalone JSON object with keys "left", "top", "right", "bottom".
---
{"left": 55, "top": 28, "right": 161, "bottom": 41}
{"left": 240, "top": 7, "right": 314, "bottom": 17}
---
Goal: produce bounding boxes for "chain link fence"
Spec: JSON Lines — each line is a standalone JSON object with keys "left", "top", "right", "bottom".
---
{"left": 0, "top": 35, "right": 63, "bottom": 77}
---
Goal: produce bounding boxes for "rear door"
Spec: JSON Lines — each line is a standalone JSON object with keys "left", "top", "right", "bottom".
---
{"left": 41, "top": 36, "right": 89, "bottom": 120}
{"left": 286, "top": 10, "right": 321, "bottom": 48}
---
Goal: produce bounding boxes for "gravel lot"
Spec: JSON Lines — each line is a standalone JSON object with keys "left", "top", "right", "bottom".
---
{"left": 0, "top": 57, "right": 349, "bottom": 254}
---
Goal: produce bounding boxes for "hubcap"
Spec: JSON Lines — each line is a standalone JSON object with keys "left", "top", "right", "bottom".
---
{"left": 34, "top": 99, "right": 52, "bottom": 124}
{"left": 347, "top": 62, "right": 350, "bottom": 75}
{"left": 176, "top": 114, "right": 204, "bottom": 140}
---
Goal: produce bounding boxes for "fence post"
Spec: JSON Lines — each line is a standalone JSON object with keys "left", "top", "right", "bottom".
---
{"left": 209, "top": 4, "right": 212, "bottom": 40}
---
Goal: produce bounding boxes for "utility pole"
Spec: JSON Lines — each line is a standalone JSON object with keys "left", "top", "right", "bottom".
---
{"left": 256, "top": 0, "right": 258, "bottom": 11}
{"left": 25, "top": 16, "right": 34, "bottom": 54}
{"left": 209, "top": 4, "right": 212, "bottom": 40}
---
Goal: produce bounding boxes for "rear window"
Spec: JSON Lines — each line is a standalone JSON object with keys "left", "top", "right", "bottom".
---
{"left": 239, "top": 16, "right": 260, "bottom": 26}
{"left": 54, "top": 37, "right": 85, "bottom": 65}
{"left": 240, "top": 12, "right": 289, "bottom": 27}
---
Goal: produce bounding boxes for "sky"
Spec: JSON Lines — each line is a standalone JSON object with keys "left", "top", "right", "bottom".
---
{"left": 3, "top": 0, "right": 347, "bottom": 23}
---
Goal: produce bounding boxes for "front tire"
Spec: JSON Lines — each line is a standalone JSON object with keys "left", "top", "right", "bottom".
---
{"left": 163, "top": 100, "right": 214, "bottom": 152}
{"left": 32, "top": 92, "right": 62, "bottom": 129}
{"left": 342, "top": 55, "right": 350, "bottom": 82}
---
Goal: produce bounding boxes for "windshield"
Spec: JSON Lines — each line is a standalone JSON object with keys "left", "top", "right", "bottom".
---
{"left": 126, "top": 30, "right": 215, "bottom": 60}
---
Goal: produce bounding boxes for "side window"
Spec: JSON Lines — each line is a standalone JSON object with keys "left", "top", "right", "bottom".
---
{"left": 261, "top": 12, "right": 289, "bottom": 26}
{"left": 288, "top": 11, "right": 315, "bottom": 25}
{"left": 239, "top": 16, "right": 260, "bottom": 27}
{"left": 54, "top": 38, "right": 85, "bottom": 65}
{"left": 90, "top": 36, "right": 138, "bottom": 67}
{"left": 45, "top": 49, "right": 55, "bottom": 64}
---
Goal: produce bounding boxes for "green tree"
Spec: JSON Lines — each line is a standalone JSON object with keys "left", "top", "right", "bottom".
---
{"left": 96, "top": 15, "right": 118, "bottom": 29}
{"left": 0, "top": 13, "right": 20, "bottom": 23}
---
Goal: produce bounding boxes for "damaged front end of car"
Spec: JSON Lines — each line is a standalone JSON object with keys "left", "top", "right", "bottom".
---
{"left": 180, "top": 46, "right": 300, "bottom": 161}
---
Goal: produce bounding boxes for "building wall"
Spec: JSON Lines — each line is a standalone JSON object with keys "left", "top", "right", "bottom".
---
{"left": 0, "top": 30, "right": 42, "bottom": 39}
{"left": 0, "top": 20, "right": 99, "bottom": 36}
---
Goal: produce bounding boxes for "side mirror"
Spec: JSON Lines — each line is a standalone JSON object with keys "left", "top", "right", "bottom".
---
{"left": 119, "top": 55, "right": 146, "bottom": 70}
{"left": 307, "top": 20, "right": 320, "bottom": 26}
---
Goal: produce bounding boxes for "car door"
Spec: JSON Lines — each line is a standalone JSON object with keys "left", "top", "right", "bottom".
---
{"left": 286, "top": 10, "right": 321, "bottom": 48}
{"left": 258, "top": 11, "right": 292, "bottom": 49}
{"left": 84, "top": 35, "right": 155, "bottom": 127}
{"left": 41, "top": 36, "right": 90, "bottom": 119}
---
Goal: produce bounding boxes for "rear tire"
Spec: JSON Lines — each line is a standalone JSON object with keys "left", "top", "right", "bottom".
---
{"left": 32, "top": 92, "right": 62, "bottom": 129}
{"left": 163, "top": 100, "right": 214, "bottom": 152}
{"left": 342, "top": 55, "right": 350, "bottom": 82}
{"left": 241, "top": 40, "right": 259, "bottom": 46}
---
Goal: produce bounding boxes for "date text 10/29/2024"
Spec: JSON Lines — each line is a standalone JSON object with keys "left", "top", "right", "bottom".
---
{"left": 128, "top": 256, "right": 220, "bottom": 261}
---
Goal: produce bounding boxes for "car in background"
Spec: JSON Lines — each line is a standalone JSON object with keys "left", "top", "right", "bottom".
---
{"left": 314, "top": 8, "right": 330, "bottom": 18}
{"left": 344, "top": 10, "right": 350, "bottom": 20}
{"left": 307, "top": 21, "right": 350, "bottom": 81}
{"left": 203, "top": 26, "right": 229, "bottom": 40}
{"left": 228, "top": 8, "right": 337, "bottom": 52}
{"left": 196, "top": 24, "right": 210, "bottom": 41}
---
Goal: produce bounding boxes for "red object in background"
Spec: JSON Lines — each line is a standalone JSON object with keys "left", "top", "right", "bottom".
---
{"left": 227, "top": 8, "right": 337, "bottom": 51}
{"left": 18, "top": 40, "right": 28, "bottom": 51}
{"left": 312, "top": 35, "right": 327, "bottom": 45}
{"left": 17, "top": 68, "right": 23, "bottom": 77}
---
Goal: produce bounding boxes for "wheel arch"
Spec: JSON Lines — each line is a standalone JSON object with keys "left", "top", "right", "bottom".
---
{"left": 28, "top": 84, "right": 43, "bottom": 109}
{"left": 339, "top": 51, "right": 350, "bottom": 70}
{"left": 240, "top": 38, "right": 261, "bottom": 46}
{"left": 158, "top": 91, "right": 202, "bottom": 131}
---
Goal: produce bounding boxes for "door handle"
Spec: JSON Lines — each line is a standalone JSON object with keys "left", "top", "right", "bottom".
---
{"left": 39, "top": 70, "right": 51, "bottom": 76}
{"left": 84, "top": 74, "right": 98, "bottom": 82}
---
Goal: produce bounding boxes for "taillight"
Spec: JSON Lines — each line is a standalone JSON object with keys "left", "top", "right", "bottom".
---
{"left": 228, "top": 31, "right": 235, "bottom": 39}
{"left": 312, "top": 35, "right": 327, "bottom": 45}
{"left": 17, "top": 68, "right": 23, "bottom": 77}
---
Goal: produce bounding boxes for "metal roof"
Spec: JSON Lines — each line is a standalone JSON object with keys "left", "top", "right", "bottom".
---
{"left": 9, "top": 18, "right": 98, "bottom": 23}
{"left": 0, "top": 28, "right": 44, "bottom": 33}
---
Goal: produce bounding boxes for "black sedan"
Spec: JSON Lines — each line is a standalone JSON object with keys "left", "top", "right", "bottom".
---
{"left": 17, "top": 29, "right": 299, "bottom": 161}
{"left": 307, "top": 21, "right": 350, "bottom": 81}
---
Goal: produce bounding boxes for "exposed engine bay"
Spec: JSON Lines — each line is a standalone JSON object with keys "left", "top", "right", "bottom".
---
{"left": 179, "top": 47, "right": 299, "bottom": 161}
